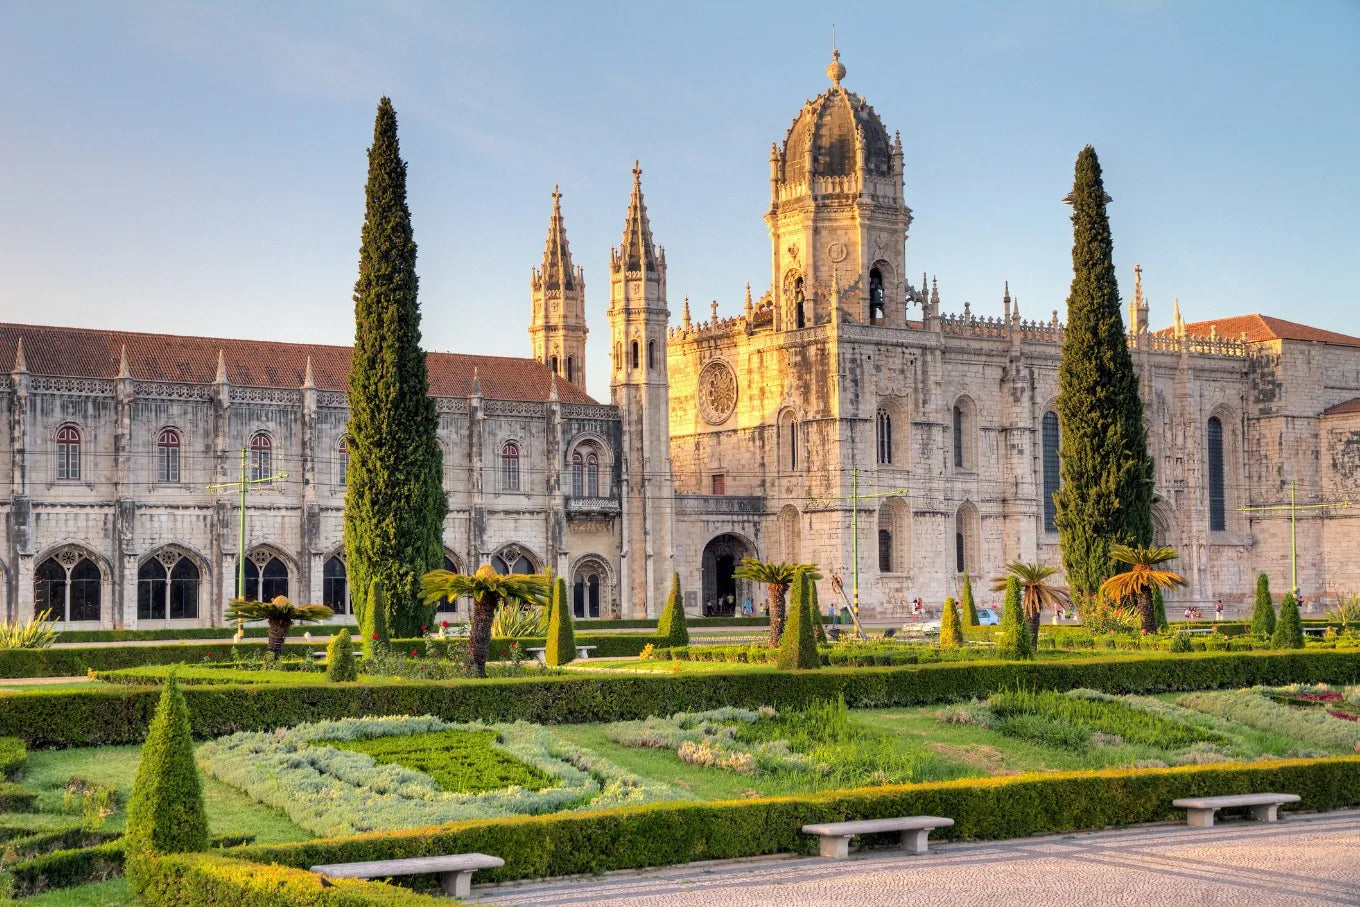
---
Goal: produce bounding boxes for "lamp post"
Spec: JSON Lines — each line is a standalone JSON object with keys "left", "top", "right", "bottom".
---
{"left": 1239, "top": 480, "right": 1350, "bottom": 597}
{"left": 208, "top": 447, "right": 288, "bottom": 599}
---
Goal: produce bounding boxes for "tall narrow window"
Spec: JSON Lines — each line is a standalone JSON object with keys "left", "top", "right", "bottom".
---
{"left": 1042, "top": 411, "right": 1060, "bottom": 533}
{"left": 631, "top": 341, "right": 639, "bottom": 370}
{"left": 955, "top": 532, "right": 965, "bottom": 574}
{"left": 501, "top": 442, "right": 521, "bottom": 491}
{"left": 566, "top": 357, "right": 575, "bottom": 384}
{"left": 249, "top": 432, "right": 273, "bottom": 483}
{"left": 322, "top": 556, "right": 348, "bottom": 614}
{"left": 586, "top": 452, "right": 599, "bottom": 497}
{"left": 1207, "top": 416, "right": 1226, "bottom": 531}
{"left": 571, "top": 451, "right": 584, "bottom": 498}
{"left": 789, "top": 423, "right": 798, "bottom": 469}
{"left": 336, "top": 440, "right": 349, "bottom": 486}
{"left": 878, "top": 529, "right": 892, "bottom": 573}
{"left": 876, "top": 409, "right": 892, "bottom": 465}
{"left": 869, "top": 268, "right": 885, "bottom": 325}
{"left": 647, "top": 340, "right": 655, "bottom": 370}
{"left": 794, "top": 278, "right": 806, "bottom": 329}
{"left": 56, "top": 425, "right": 81, "bottom": 480}
{"left": 953, "top": 406, "right": 964, "bottom": 468}
{"left": 157, "top": 428, "right": 181, "bottom": 484}
{"left": 550, "top": 356, "right": 559, "bottom": 375}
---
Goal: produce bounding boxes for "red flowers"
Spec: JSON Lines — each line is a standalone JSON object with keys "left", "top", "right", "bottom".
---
{"left": 421, "top": 625, "right": 428, "bottom": 632}
{"left": 411, "top": 648, "right": 418, "bottom": 657}
{"left": 441, "top": 620, "right": 449, "bottom": 628}
{"left": 371, "top": 633, "right": 380, "bottom": 640}
{"left": 1328, "top": 710, "right": 1358, "bottom": 722}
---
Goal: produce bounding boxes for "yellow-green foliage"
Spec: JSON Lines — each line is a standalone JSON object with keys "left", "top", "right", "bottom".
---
{"left": 776, "top": 570, "right": 819, "bottom": 670}
{"left": 545, "top": 576, "right": 576, "bottom": 667}
{"left": 961, "top": 571, "right": 979, "bottom": 626}
{"left": 998, "top": 576, "right": 1034, "bottom": 660}
{"left": 0, "top": 735, "right": 27, "bottom": 779}
{"left": 325, "top": 629, "right": 358, "bottom": 682}
{"left": 125, "top": 676, "right": 209, "bottom": 893}
{"left": 137, "top": 852, "right": 446, "bottom": 906}
{"left": 1272, "top": 593, "right": 1304, "bottom": 650}
{"left": 939, "top": 596, "right": 963, "bottom": 648}
{"left": 656, "top": 573, "right": 690, "bottom": 647}
{"left": 361, "top": 582, "right": 390, "bottom": 658}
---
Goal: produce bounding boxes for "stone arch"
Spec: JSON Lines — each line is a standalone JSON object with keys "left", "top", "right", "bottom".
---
{"left": 1206, "top": 403, "right": 1242, "bottom": 533}
{"left": 433, "top": 548, "right": 469, "bottom": 616}
{"left": 783, "top": 268, "right": 807, "bottom": 330}
{"left": 952, "top": 395, "right": 978, "bottom": 471}
{"left": 875, "top": 395, "right": 908, "bottom": 467}
{"left": 777, "top": 504, "right": 801, "bottom": 562}
{"left": 954, "top": 501, "right": 980, "bottom": 575}
{"left": 776, "top": 406, "right": 800, "bottom": 473}
{"left": 1151, "top": 499, "right": 1175, "bottom": 547}
{"left": 33, "top": 543, "right": 109, "bottom": 624}
{"left": 137, "top": 544, "right": 207, "bottom": 622}
{"left": 868, "top": 259, "right": 896, "bottom": 326}
{"left": 567, "top": 432, "right": 612, "bottom": 498}
{"left": 701, "top": 532, "right": 757, "bottom": 617}
{"left": 239, "top": 544, "right": 295, "bottom": 602}
{"left": 877, "top": 496, "right": 911, "bottom": 574}
{"left": 570, "top": 554, "right": 613, "bottom": 619}
{"left": 490, "top": 543, "right": 540, "bottom": 575}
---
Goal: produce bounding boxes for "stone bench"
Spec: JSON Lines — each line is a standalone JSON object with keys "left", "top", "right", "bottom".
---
{"left": 527, "top": 645, "right": 598, "bottom": 663}
{"left": 311, "top": 853, "right": 504, "bottom": 898}
{"left": 802, "top": 816, "right": 954, "bottom": 859}
{"left": 1172, "top": 793, "right": 1300, "bottom": 828}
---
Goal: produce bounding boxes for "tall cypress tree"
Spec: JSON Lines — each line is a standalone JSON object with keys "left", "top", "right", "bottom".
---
{"left": 345, "top": 98, "right": 448, "bottom": 636}
{"left": 1053, "top": 146, "right": 1153, "bottom": 599}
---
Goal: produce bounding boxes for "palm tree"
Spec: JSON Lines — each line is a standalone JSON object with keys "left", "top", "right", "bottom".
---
{"left": 991, "top": 562, "right": 1071, "bottom": 648}
{"left": 732, "top": 558, "right": 818, "bottom": 647}
{"left": 224, "top": 596, "right": 334, "bottom": 657}
{"left": 1098, "top": 545, "right": 1187, "bottom": 634}
{"left": 421, "top": 564, "right": 549, "bottom": 676}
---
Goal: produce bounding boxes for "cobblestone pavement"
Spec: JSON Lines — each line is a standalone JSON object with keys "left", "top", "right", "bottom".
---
{"left": 473, "top": 811, "right": 1360, "bottom": 906}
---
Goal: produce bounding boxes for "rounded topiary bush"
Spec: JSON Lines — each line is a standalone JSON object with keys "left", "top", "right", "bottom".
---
{"left": 325, "top": 628, "right": 358, "bottom": 682}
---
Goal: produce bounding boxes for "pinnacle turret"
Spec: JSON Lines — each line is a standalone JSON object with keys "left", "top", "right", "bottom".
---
{"left": 615, "top": 162, "right": 658, "bottom": 273}
{"left": 534, "top": 184, "right": 580, "bottom": 293}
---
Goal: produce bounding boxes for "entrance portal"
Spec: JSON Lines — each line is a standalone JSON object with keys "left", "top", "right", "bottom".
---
{"left": 701, "top": 534, "right": 754, "bottom": 617}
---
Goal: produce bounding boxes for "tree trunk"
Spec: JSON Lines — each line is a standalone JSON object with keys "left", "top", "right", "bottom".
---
{"left": 1025, "top": 606, "right": 1042, "bottom": 650}
{"left": 469, "top": 594, "right": 496, "bottom": 677}
{"left": 1138, "top": 588, "right": 1158, "bottom": 634}
{"left": 768, "top": 583, "right": 789, "bottom": 647}
{"left": 266, "top": 618, "right": 291, "bottom": 658}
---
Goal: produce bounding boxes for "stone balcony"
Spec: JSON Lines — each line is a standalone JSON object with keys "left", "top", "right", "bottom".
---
{"left": 564, "top": 495, "right": 622, "bottom": 519}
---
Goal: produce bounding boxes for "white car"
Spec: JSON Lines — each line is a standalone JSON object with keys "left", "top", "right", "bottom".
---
{"left": 976, "top": 608, "right": 1000, "bottom": 626}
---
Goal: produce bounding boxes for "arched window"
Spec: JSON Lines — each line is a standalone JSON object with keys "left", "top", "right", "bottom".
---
{"left": 630, "top": 341, "right": 640, "bottom": 370}
{"left": 878, "top": 496, "right": 909, "bottom": 574}
{"left": 647, "top": 340, "right": 656, "bottom": 370}
{"left": 779, "top": 505, "right": 801, "bottom": 562}
{"left": 1208, "top": 416, "right": 1226, "bottom": 532}
{"left": 953, "top": 398, "right": 977, "bottom": 470}
{"left": 869, "top": 268, "right": 885, "bottom": 325}
{"left": 878, "top": 529, "right": 893, "bottom": 573}
{"left": 491, "top": 551, "right": 535, "bottom": 575}
{"left": 436, "top": 555, "right": 462, "bottom": 613}
{"left": 1042, "top": 411, "right": 1061, "bottom": 533}
{"left": 138, "top": 550, "right": 200, "bottom": 620}
{"left": 550, "top": 355, "right": 559, "bottom": 375}
{"left": 35, "top": 551, "right": 101, "bottom": 622}
{"left": 157, "top": 428, "right": 181, "bottom": 484}
{"left": 573, "top": 562, "right": 605, "bottom": 619}
{"left": 955, "top": 503, "right": 980, "bottom": 575}
{"left": 778, "top": 410, "right": 798, "bottom": 472}
{"left": 249, "top": 432, "right": 273, "bottom": 483}
{"left": 56, "top": 424, "right": 81, "bottom": 480}
{"left": 336, "top": 440, "right": 349, "bottom": 487}
{"left": 953, "top": 406, "right": 964, "bottom": 468}
{"left": 322, "top": 556, "right": 348, "bottom": 614}
{"left": 501, "top": 442, "right": 521, "bottom": 491}
{"left": 566, "top": 357, "right": 575, "bottom": 384}
{"left": 237, "top": 551, "right": 289, "bottom": 602}
{"left": 794, "top": 277, "right": 806, "bottom": 329}
{"left": 571, "top": 450, "right": 584, "bottom": 498}
{"left": 876, "top": 409, "right": 892, "bottom": 465}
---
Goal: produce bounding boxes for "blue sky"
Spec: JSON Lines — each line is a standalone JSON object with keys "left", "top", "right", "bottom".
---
{"left": 1, "top": 1, "right": 1357, "bottom": 400}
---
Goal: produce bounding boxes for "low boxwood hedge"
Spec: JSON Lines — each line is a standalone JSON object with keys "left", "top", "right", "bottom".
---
{"left": 52, "top": 625, "right": 355, "bottom": 644}
{"left": 0, "top": 782, "right": 37, "bottom": 811}
{"left": 233, "top": 756, "right": 1360, "bottom": 883}
{"left": 0, "top": 642, "right": 318, "bottom": 679}
{"left": 0, "top": 736, "right": 26, "bottom": 779}
{"left": 6, "top": 649, "right": 1360, "bottom": 749}
{"left": 2, "top": 839, "right": 124, "bottom": 896}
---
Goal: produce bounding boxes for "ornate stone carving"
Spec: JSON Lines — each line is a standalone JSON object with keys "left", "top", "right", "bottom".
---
{"left": 230, "top": 387, "right": 301, "bottom": 406}
{"left": 697, "top": 359, "right": 738, "bottom": 425}
{"left": 483, "top": 400, "right": 545, "bottom": 418}
{"left": 135, "top": 382, "right": 213, "bottom": 401}
{"left": 318, "top": 391, "right": 349, "bottom": 408}
{"left": 31, "top": 377, "right": 114, "bottom": 396}
{"left": 435, "top": 397, "right": 470, "bottom": 414}
{"left": 827, "top": 241, "right": 848, "bottom": 263}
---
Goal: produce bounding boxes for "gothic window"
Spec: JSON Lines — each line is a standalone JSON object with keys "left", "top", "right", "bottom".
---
{"left": 138, "top": 550, "right": 199, "bottom": 620}
{"left": 56, "top": 424, "right": 81, "bottom": 481}
{"left": 953, "top": 406, "right": 964, "bottom": 468}
{"left": 631, "top": 341, "right": 639, "bottom": 370}
{"left": 952, "top": 397, "right": 977, "bottom": 470}
{"left": 550, "top": 356, "right": 559, "bottom": 375}
{"left": 647, "top": 340, "right": 656, "bottom": 370}
{"left": 157, "top": 428, "right": 181, "bottom": 484}
{"left": 237, "top": 551, "right": 289, "bottom": 602}
{"left": 1042, "top": 411, "right": 1061, "bottom": 533}
{"left": 491, "top": 551, "right": 535, "bottom": 575}
{"left": 35, "top": 551, "right": 102, "bottom": 622}
{"left": 249, "top": 431, "right": 273, "bottom": 483}
{"left": 878, "top": 496, "right": 909, "bottom": 574}
{"left": 876, "top": 409, "right": 892, "bottom": 465}
{"left": 955, "top": 503, "right": 980, "bottom": 575}
{"left": 869, "top": 268, "right": 885, "bottom": 325}
{"left": 436, "top": 555, "right": 462, "bottom": 613}
{"left": 573, "top": 561, "right": 605, "bottom": 619}
{"left": 567, "top": 357, "right": 575, "bottom": 384}
{"left": 1208, "top": 416, "right": 1226, "bottom": 532}
{"left": 778, "top": 505, "right": 801, "bottom": 562}
{"left": 586, "top": 451, "right": 599, "bottom": 496}
{"left": 336, "top": 440, "right": 349, "bottom": 487}
{"left": 571, "top": 441, "right": 607, "bottom": 499}
{"left": 878, "top": 529, "right": 892, "bottom": 573}
{"left": 778, "top": 410, "right": 799, "bottom": 472}
{"left": 955, "top": 530, "right": 965, "bottom": 573}
{"left": 794, "top": 278, "right": 806, "bottom": 329}
{"left": 501, "top": 442, "right": 521, "bottom": 491}
{"left": 322, "top": 556, "right": 348, "bottom": 614}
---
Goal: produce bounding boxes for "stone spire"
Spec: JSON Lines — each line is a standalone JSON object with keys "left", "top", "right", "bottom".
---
{"left": 117, "top": 344, "right": 131, "bottom": 379}
{"left": 617, "top": 162, "right": 658, "bottom": 272}
{"left": 215, "top": 349, "right": 228, "bottom": 384}
{"left": 744, "top": 283, "right": 754, "bottom": 320}
{"left": 538, "top": 185, "right": 577, "bottom": 292}
{"left": 11, "top": 337, "right": 26, "bottom": 374}
{"left": 530, "top": 185, "right": 588, "bottom": 390}
{"left": 682, "top": 296, "right": 691, "bottom": 331}
{"left": 302, "top": 355, "right": 315, "bottom": 389}
{"left": 1002, "top": 281, "right": 1012, "bottom": 322}
{"left": 548, "top": 370, "right": 559, "bottom": 402}
{"left": 471, "top": 366, "right": 483, "bottom": 397}
{"left": 1129, "top": 264, "right": 1149, "bottom": 338}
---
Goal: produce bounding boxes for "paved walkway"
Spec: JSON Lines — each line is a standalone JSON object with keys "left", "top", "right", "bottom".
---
{"left": 473, "top": 811, "right": 1360, "bottom": 906}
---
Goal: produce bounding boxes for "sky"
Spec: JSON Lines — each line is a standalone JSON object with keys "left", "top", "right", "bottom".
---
{"left": 1, "top": 1, "right": 1357, "bottom": 401}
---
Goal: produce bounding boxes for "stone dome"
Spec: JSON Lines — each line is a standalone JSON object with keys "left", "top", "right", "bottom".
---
{"left": 780, "top": 52, "right": 894, "bottom": 185}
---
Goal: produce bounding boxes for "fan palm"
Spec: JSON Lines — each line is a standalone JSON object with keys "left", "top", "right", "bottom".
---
{"left": 991, "top": 562, "right": 1071, "bottom": 648}
{"left": 224, "top": 596, "right": 334, "bottom": 657}
{"left": 421, "top": 565, "right": 549, "bottom": 676}
{"left": 732, "top": 558, "right": 819, "bottom": 646}
{"left": 1098, "top": 545, "right": 1187, "bottom": 634}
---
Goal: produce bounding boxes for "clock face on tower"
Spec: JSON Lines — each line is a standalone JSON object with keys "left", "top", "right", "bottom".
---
{"left": 697, "top": 359, "right": 738, "bottom": 425}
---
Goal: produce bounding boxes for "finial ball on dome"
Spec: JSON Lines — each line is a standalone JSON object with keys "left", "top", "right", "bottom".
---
{"left": 827, "top": 49, "right": 845, "bottom": 86}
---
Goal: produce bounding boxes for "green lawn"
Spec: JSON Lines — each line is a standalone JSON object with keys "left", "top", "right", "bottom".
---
{"left": 569, "top": 658, "right": 775, "bottom": 674}
{"left": 16, "top": 878, "right": 132, "bottom": 907}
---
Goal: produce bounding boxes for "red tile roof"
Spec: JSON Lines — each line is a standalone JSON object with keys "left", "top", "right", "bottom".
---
{"left": 0, "top": 323, "right": 598, "bottom": 404}
{"left": 1323, "top": 397, "right": 1360, "bottom": 417}
{"left": 1161, "top": 314, "right": 1360, "bottom": 349}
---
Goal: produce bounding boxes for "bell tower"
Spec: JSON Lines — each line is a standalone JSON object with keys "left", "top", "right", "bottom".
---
{"left": 529, "top": 186, "right": 587, "bottom": 391}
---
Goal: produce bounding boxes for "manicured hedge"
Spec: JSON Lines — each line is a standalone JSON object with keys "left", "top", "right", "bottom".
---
{"left": 53, "top": 626, "right": 356, "bottom": 644}
{"left": 234, "top": 757, "right": 1360, "bottom": 883}
{"left": 136, "top": 852, "right": 446, "bottom": 907}
{"left": 7, "top": 649, "right": 1360, "bottom": 749}
{"left": 575, "top": 616, "right": 775, "bottom": 630}
{"left": 0, "top": 736, "right": 27, "bottom": 778}
{"left": 0, "top": 642, "right": 318, "bottom": 679}
{"left": 3, "top": 839, "right": 124, "bottom": 896}
{"left": 0, "top": 782, "right": 37, "bottom": 811}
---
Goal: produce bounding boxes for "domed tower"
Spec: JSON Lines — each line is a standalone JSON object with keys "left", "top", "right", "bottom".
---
{"left": 529, "top": 186, "right": 587, "bottom": 391}
{"left": 766, "top": 51, "right": 911, "bottom": 331}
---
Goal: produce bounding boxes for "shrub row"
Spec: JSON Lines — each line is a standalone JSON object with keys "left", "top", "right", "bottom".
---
{"left": 0, "top": 782, "right": 36, "bottom": 811}
{"left": 0, "top": 642, "right": 318, "bottom": 679}
{"left": 2, "top": 839, "right": 125, "bottom": 897}
{"left": 0, "top": 736, "right": 26, "bottom": 779}
{"left": 6, "top": 649, "right": 1360, "bottom": 749}
{"left": 234, "top": 757, "right": 1360, "bottom": 883}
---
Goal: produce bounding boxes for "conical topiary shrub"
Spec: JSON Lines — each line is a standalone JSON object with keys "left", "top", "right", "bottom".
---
{"left": 997, "top": 576, "right": 1033, "bottom": 660}
{"left": 1272, "top": 592, "right": 1304, "bottom": 649}
{"left": 811, "top": 577, "right": 828, "bottom": 644}
{"left": 1153, "top": 587, "right": 1168, "bottom": 632}
{"left": 776, "top": 569, "right": 819, "bottom": 670}
{"left": 939, "top": 596, "right": 963, "bottom": 648}
{"left": 545, "top": 575, "right": 576, "bottom": 666}
{"left": 1251, "top": 573, "right": 1276, "bottom": 637}
{"left": 325, "top": 628, "right": 358, "bottom": 681}
{"left": 656, "top": 572, "right": 689, "bottom": 647}
{"left": 125, "top": 674, "right": 208, "bottom": 893}
{"left": 361, "top": 580, "right": 390, "bottom": 658}
{"left": 961, "top": 571, "right": 979, "bottom": 626}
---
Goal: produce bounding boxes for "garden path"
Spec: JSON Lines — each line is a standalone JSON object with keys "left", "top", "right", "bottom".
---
{"left": 473, "top": 810, "right": 1360, "bottom": 906}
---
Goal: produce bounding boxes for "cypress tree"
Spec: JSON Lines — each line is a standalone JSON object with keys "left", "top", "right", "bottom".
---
{"left": 1251, "top": 573, "right": 1276, "bottom": 637}
{"left": 997, "top": 576, "right": 1033, "bottom": 660}
{"left": 1153, "top": 587, "right": 1168, "bottom": 632}
{"left": 939, "top": 596, "right": 963, "bottom": 648}
{"left": 125, "top": 675, "right": 208, "bottom": 893}
{"left": 1272, "top": 592, "right": 1303, "bottom": 649}
{"left": 656, "top": 572, "right": 689, "bottom": 647}
{"left": 545, "top": 576, "right": 576, "bottom": 666}
{"left": 1053, "top": 146, "right": 1154, "bottom": 599}
{"left": 344, "top": 97, "right": 448, "bottom": 637}
{"left": 361, "top": 580, "right": 390, "bottom": 658}
{"left": 325, "top": 628, "right": 358, "bottom": 682}
{"left": 961, "top": 571, "right": 979, "bottom": 626}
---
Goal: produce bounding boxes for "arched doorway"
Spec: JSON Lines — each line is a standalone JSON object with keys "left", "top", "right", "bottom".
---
{"left": 701, "top": 534, "right": 754, "bottom": 617}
